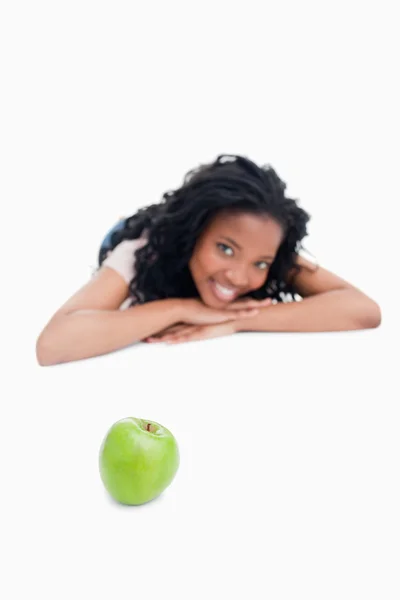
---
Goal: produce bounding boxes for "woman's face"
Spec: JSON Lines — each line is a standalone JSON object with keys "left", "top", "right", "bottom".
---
{"left": 188, "top": 211, "right": 284, "bottom": 308}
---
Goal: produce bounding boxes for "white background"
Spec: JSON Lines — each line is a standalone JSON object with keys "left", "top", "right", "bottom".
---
{"left": 1, "top": 1, "right": 399, "bottom": 598}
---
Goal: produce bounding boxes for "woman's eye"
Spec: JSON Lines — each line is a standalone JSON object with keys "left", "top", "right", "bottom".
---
{"left": 257, "top": 261, "right": 269, "bottom": 270}
{"left": 217, "top": 243, "right": 234, "bottom": 256}
{"left": 217, "top": 244, "right": 270, "bottom": 269}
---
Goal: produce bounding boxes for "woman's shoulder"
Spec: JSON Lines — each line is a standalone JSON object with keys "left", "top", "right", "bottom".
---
{"left": 102, "top": 236, "right": 148, "bottom": 284}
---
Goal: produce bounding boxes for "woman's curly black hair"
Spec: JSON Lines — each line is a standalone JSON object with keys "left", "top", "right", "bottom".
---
{"left": 98, "top": 154, "right": 312, "bottom": 305}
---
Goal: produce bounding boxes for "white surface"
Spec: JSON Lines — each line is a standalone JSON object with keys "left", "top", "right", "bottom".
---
{"left": 5, "top": 330, "right": 398, "bottom": 599}
{"left": 1, "top": 1, "right": 399, "bottom": 599}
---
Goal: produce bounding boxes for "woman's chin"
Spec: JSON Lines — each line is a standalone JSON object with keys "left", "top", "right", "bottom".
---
{"left": 199, "top": 289, "right": 228, "bottom": 309}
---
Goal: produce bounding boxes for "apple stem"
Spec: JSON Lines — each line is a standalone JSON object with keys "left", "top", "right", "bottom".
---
{"left": 146, "top": 423, "right": 151, "bottom": 431}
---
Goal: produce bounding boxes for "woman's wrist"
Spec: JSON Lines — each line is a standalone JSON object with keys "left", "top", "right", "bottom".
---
{"left": 168, "top": 298, "right": 190, "bottom": 323}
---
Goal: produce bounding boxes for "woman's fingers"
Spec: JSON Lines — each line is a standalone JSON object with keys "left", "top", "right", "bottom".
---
{"left": 145, "top": 323, "right": 186, "bottom": 341}
{"left": 229, "top": 298, "right": 272, "bottom": 310}
{"left": 146, "top": 325, "right": 198, "bottom": 343}
{"left": 233, "top": 308, "right": 260, "bottom": 319}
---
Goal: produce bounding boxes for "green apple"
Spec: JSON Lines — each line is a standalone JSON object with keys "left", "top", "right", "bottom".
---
{"left": 99, "top": 417, "right": 179, "bottom": 505}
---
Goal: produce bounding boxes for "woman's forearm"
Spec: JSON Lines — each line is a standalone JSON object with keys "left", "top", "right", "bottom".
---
{"left": 234, "top": 289, "right": 381, "bottom": 333}
{"left": 36, "top": 299, "right": 182, "bottom": 366}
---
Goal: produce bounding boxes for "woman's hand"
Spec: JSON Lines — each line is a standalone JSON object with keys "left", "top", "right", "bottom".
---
{"left": 145, "top": 297, "right": 273, "bottom": 344}
{"left": 229, "top": 296, "right": 273, "bottom": 310}
{"left": 145, "top": 321, "right": 237, "bottom": 345}
{"left": 178, "top": 297, "right": 272, "bottom": 326}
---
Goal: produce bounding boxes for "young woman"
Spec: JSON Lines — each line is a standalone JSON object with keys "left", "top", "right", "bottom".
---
{"left": 36, "top": 154, "right": 381, "bottom": 366}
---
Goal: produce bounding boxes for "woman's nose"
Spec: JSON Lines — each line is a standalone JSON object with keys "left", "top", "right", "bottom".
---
{"left": 226, "top": 267, "right": 250, "bottom": 288}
